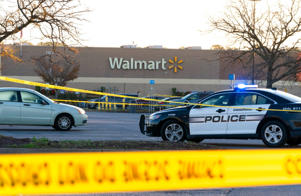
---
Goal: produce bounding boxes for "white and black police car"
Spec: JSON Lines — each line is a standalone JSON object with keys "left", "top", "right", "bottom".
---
{"left": 139, "top": 85, "right": 301, "bottom": 147}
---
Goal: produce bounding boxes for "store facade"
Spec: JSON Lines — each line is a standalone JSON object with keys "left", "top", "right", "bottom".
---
{"left": 1, "top": 46, "right": 300, "bottom": 96}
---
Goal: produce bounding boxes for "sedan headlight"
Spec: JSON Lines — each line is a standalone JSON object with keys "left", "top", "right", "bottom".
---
{"left": 149, "top": 113, "right": 161, "bottom": 120}
{"left": 77, "top": 108, "right": 86, "bottom": 114}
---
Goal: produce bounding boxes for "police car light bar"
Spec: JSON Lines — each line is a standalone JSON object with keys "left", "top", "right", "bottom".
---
{"left": 236, "top": 84, "right": 258, "bottom": 89}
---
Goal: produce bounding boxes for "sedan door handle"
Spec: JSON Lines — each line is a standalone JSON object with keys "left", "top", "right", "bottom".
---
{"left": 24, "top": 103, "right": 31, "bottom": 106}
{"left": 216, "top": 109, "right": 226, "bottom": 113}
{"left": 256, "top": 107, "right": 264, "bottom": 112}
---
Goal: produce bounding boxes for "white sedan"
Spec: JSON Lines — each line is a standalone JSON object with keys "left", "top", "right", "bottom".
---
{"left": 0, "top": 87, "right": 88, "bottom": 131}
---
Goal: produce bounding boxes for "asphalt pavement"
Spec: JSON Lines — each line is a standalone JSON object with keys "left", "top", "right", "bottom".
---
{"left": 0, "top": 111, "right": 300, "bottom": 195}
{"left": 0, "top": 112, "right": 158, "bottom": 141}
{"left": 0, "top": 111, "right": 267, "bottom": 149}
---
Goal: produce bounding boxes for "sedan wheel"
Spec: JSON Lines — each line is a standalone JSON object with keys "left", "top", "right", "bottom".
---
{"left": 161, "top": 120, "right": 185, "bottom": 142}
{"left": 54, "top": 115, "right": 72, "bottom": 131}
{"left": 261, "top": 121, "right": 287, "bottom": 147}
{"left": 187, "top": 138, "right": 204, "bottom": 143}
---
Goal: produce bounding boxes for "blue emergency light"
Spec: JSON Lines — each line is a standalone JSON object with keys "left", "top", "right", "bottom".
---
{"left": 236, "top": 84, "right": 258, "bottom": 89}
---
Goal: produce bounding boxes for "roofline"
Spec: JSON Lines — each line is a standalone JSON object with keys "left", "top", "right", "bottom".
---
{"left": 0, "top": 87, "right": 34, "bottom": 91}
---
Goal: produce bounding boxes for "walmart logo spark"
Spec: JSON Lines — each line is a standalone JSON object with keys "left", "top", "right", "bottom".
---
{"left": 168, "top": 56, "right": 183, "bottom": 73}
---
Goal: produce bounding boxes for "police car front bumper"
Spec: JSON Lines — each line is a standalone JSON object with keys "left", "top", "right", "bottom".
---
{"left": 288, "top": 121, "right": 301, "bottom": 138}
{"left": 139, "top": 115, "right": 160, "bottom": 137}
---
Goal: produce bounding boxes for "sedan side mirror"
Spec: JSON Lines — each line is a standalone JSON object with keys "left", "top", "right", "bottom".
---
{"left": 40, "top": 100, "right": 48, "bottom": 105}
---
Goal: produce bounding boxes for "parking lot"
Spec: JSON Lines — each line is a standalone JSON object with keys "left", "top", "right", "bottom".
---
{"left": 2, "top": 111, "right": 301, "bottom": 195}
{"left": 0, "top": 111, "right": 267, "bottom": 149}
{"left": 0, "top": 112, "right": 154, "bottom": 141}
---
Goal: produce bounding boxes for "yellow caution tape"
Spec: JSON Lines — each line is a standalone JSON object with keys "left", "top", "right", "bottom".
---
{"left": 0, "top": 76, "right": 301, "bottom": 112}
{"left": 1, "top": 149, "right": 301, "bottom": 195}
{"left": 52, "top": 99, "right": 174, "bottom": 108}
{"left": 0, "top": 76, "right": 176, "bottom": 104}
{"left": 154, "top": 94, "right": 181, "bottom": 98}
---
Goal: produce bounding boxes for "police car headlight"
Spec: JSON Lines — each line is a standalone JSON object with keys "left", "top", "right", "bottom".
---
{"left": 149, "top": 114, "right": 161, "bottom": 120}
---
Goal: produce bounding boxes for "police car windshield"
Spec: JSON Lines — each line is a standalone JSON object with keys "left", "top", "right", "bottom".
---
{"left": 181, "top": 94, "right": 190, "bottom": 99}
{"left": 271, "top": 90, "right": 301, "bottom": 103}
{"left": 182, "top": 93, "right": 197, "bottom": 100}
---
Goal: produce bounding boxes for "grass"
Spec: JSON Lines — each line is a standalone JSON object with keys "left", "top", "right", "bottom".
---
{"left": 16, "top": 137, "right": 101, "bottom": 148}
{"left": 6, "top": 137, "right": 217, "bottom": 150}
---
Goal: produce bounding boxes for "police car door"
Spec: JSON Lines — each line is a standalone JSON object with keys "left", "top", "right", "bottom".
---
{"left": 227, "top": 92, "right": 273, "bottom": 134}
{"left": 189, "top": 93, "right": 232, "bottom": 135}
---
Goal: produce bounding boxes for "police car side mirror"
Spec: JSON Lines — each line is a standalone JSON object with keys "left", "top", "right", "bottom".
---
{"left": 193, "top": 105, "right": 202, "bottom": 109}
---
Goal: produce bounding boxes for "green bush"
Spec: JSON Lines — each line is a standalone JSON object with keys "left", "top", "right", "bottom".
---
{"left": 171, "top": 88, "right": 189, "bottom": 96}
{"left": 35, "top": 86, "right": 41, "bottom": 92}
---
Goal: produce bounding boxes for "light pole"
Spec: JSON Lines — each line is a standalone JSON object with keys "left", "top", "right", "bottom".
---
{"left": 0, "top": 45, "right": 2, "bottom": 76}
{"left": 249, "top": 0, "right": 260, "bottom": 85}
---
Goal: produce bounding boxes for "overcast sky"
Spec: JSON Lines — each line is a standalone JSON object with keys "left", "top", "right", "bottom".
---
{"left": 79, "top": 0, "right": 229, "bottom": 49}
{"left": 21, "top": 0, "right": 285, "bottom": 49}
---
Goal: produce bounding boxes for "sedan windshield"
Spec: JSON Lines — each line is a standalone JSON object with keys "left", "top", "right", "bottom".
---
{"left": 33, "top": 90, "right": 55, "bottom": 103}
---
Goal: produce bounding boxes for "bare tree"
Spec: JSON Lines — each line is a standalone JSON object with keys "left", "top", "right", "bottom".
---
{"left": 211, "top": 44, "right": 225, "bottom": 50}
{"left": 211, "top": 0, "right": 301, "bottom": 88}
{"left": 32, "top": 49, "right": 79, "bottom": 89}
{"left": 0, "top": 0, "right": 88, "bottom": 58}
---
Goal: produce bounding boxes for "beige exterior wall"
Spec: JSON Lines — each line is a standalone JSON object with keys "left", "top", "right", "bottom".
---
{"left": 1, "top": 46, "right": 300, "bottom": 96}
{"left": 3, "top": 46, "right": 220, "bottom": 78}
{"left": 78, "top": 47, "right": 220, "bottom": 79}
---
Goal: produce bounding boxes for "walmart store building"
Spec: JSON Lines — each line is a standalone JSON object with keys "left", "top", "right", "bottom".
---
{"left": 1, "top": 46, "right": 300, "bottom": 96}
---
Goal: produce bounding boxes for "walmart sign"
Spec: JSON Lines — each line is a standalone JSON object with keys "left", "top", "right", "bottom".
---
{"left": 109, "top": 57, "right": 167, "bottom": 71}
{"left": 108, "top": 56, "right": 184, "bottom": 73}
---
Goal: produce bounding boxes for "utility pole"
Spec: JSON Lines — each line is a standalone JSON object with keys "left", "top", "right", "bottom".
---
{"left": 249, "top": 0, "right": 261, "bottom": 85}
{"left": 20, "top": 30, "right": 23, "bottom": 57}
{"left": 0, "top": 45, "right": 2, "bottom": 76}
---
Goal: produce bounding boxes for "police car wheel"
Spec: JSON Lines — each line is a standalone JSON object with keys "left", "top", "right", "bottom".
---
{"left": 261, "top": 121, "right": 287, "bottom": 147}
{"left": 160, "top": 120, "right": 185, "bottom": 142}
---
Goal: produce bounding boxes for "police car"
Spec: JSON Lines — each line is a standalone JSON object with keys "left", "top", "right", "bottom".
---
{"left": 139, "top": 85, "right": 301, "bottom": 147}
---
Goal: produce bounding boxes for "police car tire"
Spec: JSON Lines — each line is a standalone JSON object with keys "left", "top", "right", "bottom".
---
{"left": 160, "top": 120, "right": 186, "bottom": 142}
{"left": 261, "top": 121, "right": 287, "bottom": 147}
{"left": 287, "top": 138, "right": 301, "bottom": 146}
